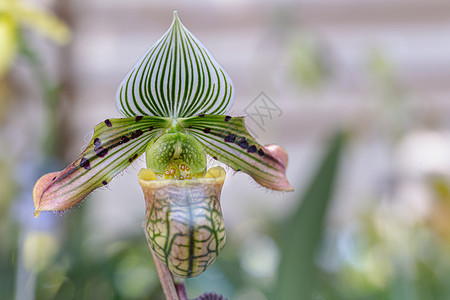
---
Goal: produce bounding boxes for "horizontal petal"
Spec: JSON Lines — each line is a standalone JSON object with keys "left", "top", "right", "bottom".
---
{"left": 177, "top": 115, "right": 293, "bottom": 191}
{"left": 116, "top": 11, "right": 234, "bottom": 118}
{"left": 33, "top": 116, "right": 171, "bottom": 217}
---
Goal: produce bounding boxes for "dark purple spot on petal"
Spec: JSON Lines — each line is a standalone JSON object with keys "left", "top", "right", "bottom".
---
{"left": 213, "top": 156, "right": 218, "bottom": 160}
{"left": 135, "top": 116, "right": 143, "bottom": 122}
{"left": 236, "top": 169, "right": 241, "bottom": 172}
{"left": 94, "top": 139, "right": 108, "bottom": 157}
{"left": 131, "top": 129, "right": 143, "bottom": 139}
{"left": 148, "top": 126, "right": 153, "bottom": 131}
{"left": 224, "top": 134, "right": 236, "bottom": 143}
{"left": 203, "top": 128, "right": 211, "bottom": 133}
{"left": 258, "top": 148, "right": 265, "bottom": 156}
{"left": 247, "top": 145, "right": 257, "bottom": 153}
{"left": 121, "top": 136, "right": 130, "bottom": 143}
{"left": 128, "top": 153, "right": 139, "bottom": 163}
{"left": 80, "top": 157, "right": 91, "bottom": 170}
{"left": 238, "top": 137, "right": 249, "bottom": 149}
{"left": 102, "top": 180, "right": 107, "bottom": 185}
{"left": 225, "top": 116, "right": 231, "bottom": 122}
{"left": 95, "top": 147, "right": 108, "bottom": 157}
{"left": 104, "top": 119, "right": 112, "bottom": 127}
{"left": 52, "top": 176, "right": 56, "bottom": 181}
{"left": 198, "top": 113, "right": 205, "bottom": 117}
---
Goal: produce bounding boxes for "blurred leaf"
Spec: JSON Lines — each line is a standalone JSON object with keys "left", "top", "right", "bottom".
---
{"left": 273, "top": 132, "right": 345, "bottom": 300}
{"left": 367, "top": 49, "right": 395, "bottom": 85}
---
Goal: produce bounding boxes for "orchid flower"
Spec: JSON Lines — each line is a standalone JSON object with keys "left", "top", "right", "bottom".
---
{"left": 33, "top": 11, "right": 292, "bottom": 278}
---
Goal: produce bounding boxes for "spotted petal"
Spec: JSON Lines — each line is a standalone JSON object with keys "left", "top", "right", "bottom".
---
{"left": 116, "top": 11, "right": 234, "bottom": 118}
{"left": 33, "top": 116, "right": 171, "bottom": 217}
{"left": 177, "top": 115, "right": 293, "bottom": 191}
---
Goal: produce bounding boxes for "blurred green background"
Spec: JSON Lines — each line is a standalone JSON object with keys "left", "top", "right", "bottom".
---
{"left": 2, "top": 1, "right": 450, "bottom": 299}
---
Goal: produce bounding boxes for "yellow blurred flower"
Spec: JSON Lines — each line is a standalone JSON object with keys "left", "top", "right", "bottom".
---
{"left": 0, "top": 0, "right": 70, "bottom": 76}
{"left": 23, "top": 231, "right": 59, "bottom": 272}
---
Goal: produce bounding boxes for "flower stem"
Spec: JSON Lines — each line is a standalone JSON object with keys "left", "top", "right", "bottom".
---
{"left": 144, "top": 225, "right": 188, "bottom": 300}
{"left": 150, "top": 250, "right": 180, "bottom": 300}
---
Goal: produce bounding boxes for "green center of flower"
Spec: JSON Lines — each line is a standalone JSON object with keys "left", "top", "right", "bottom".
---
{"left": 145, "top": 132, "right": 207, "bottom": 180}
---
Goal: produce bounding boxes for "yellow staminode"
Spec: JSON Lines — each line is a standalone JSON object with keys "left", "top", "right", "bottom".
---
{"left": 138, "top": 166, "right": 226, "bottom": 183}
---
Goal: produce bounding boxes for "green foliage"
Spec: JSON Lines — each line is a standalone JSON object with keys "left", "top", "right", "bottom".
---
{"left": 273, "top": 132, "right": 346, "bottom": 300}
{"left": 34, "top": 211, "right": 163, "bottom": 300}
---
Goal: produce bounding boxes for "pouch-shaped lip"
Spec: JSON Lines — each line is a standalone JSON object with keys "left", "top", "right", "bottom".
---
{"left": 139, "top": 166, "right": 227, "bottom": 278}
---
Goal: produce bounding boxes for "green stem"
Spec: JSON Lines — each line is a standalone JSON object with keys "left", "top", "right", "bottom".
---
{"left": 144, "top": 223, "right": 186, "bottom": 300}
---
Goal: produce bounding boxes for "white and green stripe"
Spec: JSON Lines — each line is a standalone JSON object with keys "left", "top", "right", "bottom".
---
{"left": 33, "top": 116, "right": 172, "bottom": 213}
{"left": 116, "top": 11, "right": 234, "bottom": 118}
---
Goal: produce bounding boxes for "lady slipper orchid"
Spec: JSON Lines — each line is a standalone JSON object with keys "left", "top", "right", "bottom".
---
{"left": 33, "top": 11, "right": 292, "bottom": 278}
